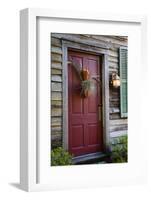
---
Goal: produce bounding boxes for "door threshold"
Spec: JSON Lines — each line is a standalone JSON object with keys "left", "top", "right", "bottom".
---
{"left": 72, "top": 152, "right": 106, "bottom": 165}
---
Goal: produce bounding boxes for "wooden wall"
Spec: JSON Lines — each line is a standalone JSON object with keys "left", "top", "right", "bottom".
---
{"left": 51, "top": 37, "right": 63, "bottom": 148}
{"left": 51, "top": 33, "right": 128, "bottom": 149}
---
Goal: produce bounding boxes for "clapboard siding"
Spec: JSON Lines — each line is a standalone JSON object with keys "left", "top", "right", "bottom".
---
{"left": 51, "top": 69, "right": 62, "bottom": 75}
{"left": 108, "top": 45, "right": 121, "bottom": 126}
{"left": 109, "top": 119, "right": 128, "bottom": 134}
{"left": 51, "top": 33, "right": 108, "bottom": 49}
{"left": 108, "top": 56, "right": 118, "bottom": 63}
{"left": 51, "top": 53, "right": 62, "bottom": 63}
{"left": 51, "top": 46, "right": 62, "bottom": 55}
{"left": 51, "top": 117, "right": 62, "bottom": 127}
{"left": 52, "top": 100, "right": 62, "bottom": 107}
{"left": 51, "top": 75, "right": 62, "bottom": 82}
{"left": 51, "top": 34, "right": 128, "bottom": 149}
{"left": 51, "top": 107, "right": 62, "bottom": 117}
{"left": 51, "top": 126, "right": 62, "bottom": 134}
{"left": 109, "top": 62, "right": 118, "bottom": 68}
{"left": 51, "top": 36, "right": 63, "bottom": 147}
{"left": 51, "top": 92, "right": 62, "bottom": 101}
{"left": 89, "top": 35, "right": 128, "bottom": 47}
{"left": 52, "top": 62, "right": 62, "bottom": 69}
{"left": 51, "top": 82, "right": 62, "bottom": 92}
{"left": 51, "top": 37, "right": 62, "bottom": 47}
{"left": 108, "top": 50, "right": 118, "bottom": 58}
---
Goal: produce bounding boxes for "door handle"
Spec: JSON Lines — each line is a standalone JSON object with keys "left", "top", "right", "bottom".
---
{"left": 98, "top": 105, "right": 102, "bottom": 121}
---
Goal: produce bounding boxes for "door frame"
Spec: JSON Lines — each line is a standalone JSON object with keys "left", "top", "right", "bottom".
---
{"left": 62, "top": 40, "right": 110, "bottom": 153}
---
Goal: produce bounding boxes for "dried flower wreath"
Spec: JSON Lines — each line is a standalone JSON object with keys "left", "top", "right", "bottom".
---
{"left": 69, "top": 59, "right": 101, "bottom": 97}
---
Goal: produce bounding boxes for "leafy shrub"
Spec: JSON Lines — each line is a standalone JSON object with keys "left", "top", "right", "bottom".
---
{"left": 110, "top": 135, "right": 128, "bottom": 163}
{"left": 51, "top": 147, "right": 73, "bottom": 166}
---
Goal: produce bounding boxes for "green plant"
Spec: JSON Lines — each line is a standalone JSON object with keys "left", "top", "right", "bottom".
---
{"left": 81, "top": 80, "right": 92, "bottom": 96}
{"left": 51, "top": 147, "right": 73, "bottom": 166}
{"left": 110, "top": 135, "right": 128, "bottom": 163}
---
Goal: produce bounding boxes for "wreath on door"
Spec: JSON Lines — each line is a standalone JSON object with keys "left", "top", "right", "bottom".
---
{"left": 69, "top": 59, "right": 101, "bottom": 98}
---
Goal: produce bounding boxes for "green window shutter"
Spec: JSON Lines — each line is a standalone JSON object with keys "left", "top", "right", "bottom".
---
{"left": 119, "top": 47, "right": 128, "bottom": 118}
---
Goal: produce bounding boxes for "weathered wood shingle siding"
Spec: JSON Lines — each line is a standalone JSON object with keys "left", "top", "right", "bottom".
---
{"left": 51, "top": 36, "right": 63, "bottom": 148}
{"left": 51, "top": 33, "right": 128, "bottom": 149}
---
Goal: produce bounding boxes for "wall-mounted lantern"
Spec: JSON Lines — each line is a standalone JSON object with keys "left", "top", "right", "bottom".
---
{"left": 111, "top": 73, "right": 120, "bottom": 88}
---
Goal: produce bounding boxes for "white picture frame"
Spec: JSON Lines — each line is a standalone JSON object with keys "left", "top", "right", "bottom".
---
{"left": 20, "top": 8, "right": 148, "bottom": 192}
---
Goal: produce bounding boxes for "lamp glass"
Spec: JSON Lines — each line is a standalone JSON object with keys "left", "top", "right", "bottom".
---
{"left": 113, "top": 79, "right": 120, "bottom": 87}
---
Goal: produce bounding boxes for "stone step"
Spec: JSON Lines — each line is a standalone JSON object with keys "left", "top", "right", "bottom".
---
{"left": 72, "top": 152, "right": 107, "bottom": 165}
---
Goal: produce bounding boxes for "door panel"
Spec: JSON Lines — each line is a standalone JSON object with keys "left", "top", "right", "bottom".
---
{"left": 68, "top": 51, "right": 103, "bottom": 157}
{"left": 72, "top": 125, "right": 84, "bottom": 148}
{"left": 88, "top": 123, "right": 98, "bottom": 145}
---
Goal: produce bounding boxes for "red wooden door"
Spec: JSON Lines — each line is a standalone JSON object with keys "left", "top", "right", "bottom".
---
{"left": 68, "top": 51, "right": 103, "bottom": 157}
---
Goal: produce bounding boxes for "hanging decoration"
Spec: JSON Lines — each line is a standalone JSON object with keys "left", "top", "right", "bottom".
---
{"left": 69, "top": 59, "right": 101, "bottom": 98}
